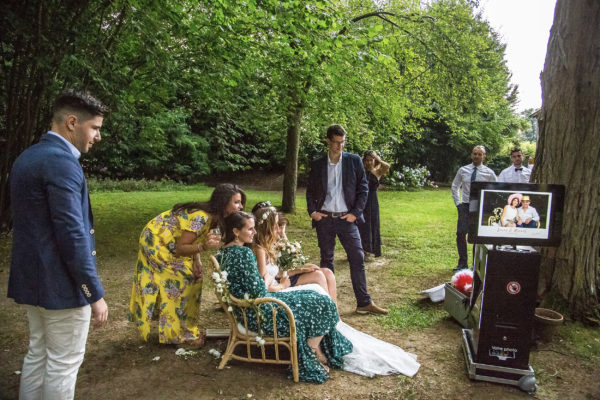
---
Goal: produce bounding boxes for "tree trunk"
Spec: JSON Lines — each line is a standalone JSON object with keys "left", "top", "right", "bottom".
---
{"left": 534, "top": 0, "right": 600, "bottom": 320}
{"left": 281, "top": 89, "right": 305, "bottom": 212}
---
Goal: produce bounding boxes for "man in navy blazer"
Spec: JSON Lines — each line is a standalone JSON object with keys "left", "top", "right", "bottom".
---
{"left": 306, "top": 125, "right": 388, "bottom": 315}
{"left": 8, "top": 90, "right": 109, "bottom": 399}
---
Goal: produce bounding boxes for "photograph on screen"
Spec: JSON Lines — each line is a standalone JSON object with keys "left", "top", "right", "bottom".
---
{"left": 477, "top": 189, "right": 552, "bottom": 240}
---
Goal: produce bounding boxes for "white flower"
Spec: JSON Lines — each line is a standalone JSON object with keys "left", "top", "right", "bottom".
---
{"left": 256, "top": 336, "right": 266, "bottom": 346}
{"left": 244, "top": 293, "right": 250, "bottom": 300}
{"left": 175, "top": 348, "right": 197, "bottom": 356}
{"left": 220, "top": 271, "right": 228, "bottom": 280}
{"left": 152, "top": 356, "right": 160, "bottom": 361}
{"left": 228, "top": 306, "right": 233, "bottom": 312}
{"left": 15, "top": 371, "right": 21, "bottom": 375}
{"left": 262, "top": 213, "right": 268, "bottom": 220}
{"left": 212, "top": 272, "right": 221, "bottom": 282}
{"left": 208, "top": 348, "right": 222, "bottom": 358}
{"left": 216, "top": 286, "right": 223, "bottom": 293}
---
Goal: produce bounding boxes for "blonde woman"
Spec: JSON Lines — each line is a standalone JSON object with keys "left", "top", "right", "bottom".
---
{"left": 251, "top": 204, "right": 337, "bottom": 305}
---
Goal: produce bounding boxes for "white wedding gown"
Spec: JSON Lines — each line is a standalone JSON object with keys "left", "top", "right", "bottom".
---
{"left": 266, "top": 263, "right": 420, "bottom": 378}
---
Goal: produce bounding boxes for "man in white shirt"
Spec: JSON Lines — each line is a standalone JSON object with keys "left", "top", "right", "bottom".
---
{"left": 498, "top": 147, "right": 531, "bottom": 183}
{"left": 306, "top": 124, "right": 387, "bottom": 315}
{"left": 517, "top": 195, "right": 540, "bottom": 228}
{"left": 451, "top": 145, "right": 497, "bottom": 269}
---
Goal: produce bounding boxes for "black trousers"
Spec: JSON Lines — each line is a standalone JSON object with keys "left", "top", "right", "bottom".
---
{"left": 315, "top": 217, "right": 371, "bottom": 307}
{"left": 456, "top": 203, "right": 469, "bottom": 268}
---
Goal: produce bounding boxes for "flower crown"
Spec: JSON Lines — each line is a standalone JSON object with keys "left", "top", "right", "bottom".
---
{"left": 257, "top": 206, "right": 276, "bottom": 225}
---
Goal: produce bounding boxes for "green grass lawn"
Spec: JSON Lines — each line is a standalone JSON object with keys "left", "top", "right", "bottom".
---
{"left": 87, "top": 185, "right": 600, "bottom": 354}
{"left": 87, "top": 185, "right": 465, "bottom": 331}
{"left": 3, "top": 183, "right": 599, "bottom": 350}
{"left": 90, "top": 186, "right": 464, "bottom": 273}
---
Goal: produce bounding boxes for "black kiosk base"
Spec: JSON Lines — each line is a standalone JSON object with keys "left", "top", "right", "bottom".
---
{"left": 461, "top": 244, "right": 541, "bottom": 394}
{"left": 461, "top": 328, "right": 536, "bottom": 393}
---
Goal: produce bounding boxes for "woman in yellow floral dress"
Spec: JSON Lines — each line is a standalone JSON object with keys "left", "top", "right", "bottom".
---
{"left": 129, "top": 184, "right": 246, "bottom": 346}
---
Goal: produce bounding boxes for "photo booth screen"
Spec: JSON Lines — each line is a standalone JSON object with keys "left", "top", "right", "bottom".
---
{"left": 468, "top": 182, "right": 565, "bottom": 246}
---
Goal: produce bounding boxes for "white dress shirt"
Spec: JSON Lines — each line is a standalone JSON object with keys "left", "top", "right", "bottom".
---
{"left": 498, "top": 165, "right": 531, "bottom": 183}
{"left": 451, "top": 163, "right": 497, "bottom": 205}
{"left": 322, "top": 154, "right": 348, "bottom": 212}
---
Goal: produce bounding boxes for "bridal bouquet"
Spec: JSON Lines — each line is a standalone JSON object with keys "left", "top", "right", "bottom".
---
{"left": 276, "top": 239, "right": 307, "bottom": 272}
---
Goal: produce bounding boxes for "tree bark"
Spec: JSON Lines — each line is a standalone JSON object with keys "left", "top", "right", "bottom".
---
{"left": 534, "top": 0, "right": 600, "bottom": 320}
{"left": 281, "top": 89, "right": 305, "bottom": 212}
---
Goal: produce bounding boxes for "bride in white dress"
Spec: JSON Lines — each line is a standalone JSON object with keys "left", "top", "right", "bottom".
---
{"left": 250, "top": 204, "right": 420, "bottom": 378}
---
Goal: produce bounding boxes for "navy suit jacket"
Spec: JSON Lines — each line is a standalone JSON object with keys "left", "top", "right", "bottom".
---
{"left": 8, "top": 134, "right": 104, "bottom": 309}
{"left": 306, "top": 152, "right": 369, "bottom": 226}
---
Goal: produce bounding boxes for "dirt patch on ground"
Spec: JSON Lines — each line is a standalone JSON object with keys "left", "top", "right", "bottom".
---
{"left": 1, "top": 242, "right": 599, "bottom": 399}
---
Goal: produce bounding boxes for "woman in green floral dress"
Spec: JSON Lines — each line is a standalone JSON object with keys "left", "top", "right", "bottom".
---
{"left": 218, "top": 211, "right": 353, "bottom": 383}
{"left": 129, "top": 184, "right": 246, "bottom": 346}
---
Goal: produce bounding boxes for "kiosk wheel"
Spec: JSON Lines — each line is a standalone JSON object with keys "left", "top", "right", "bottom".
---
{"left": 518, "top": 375, "right": 537, "bottom": 394}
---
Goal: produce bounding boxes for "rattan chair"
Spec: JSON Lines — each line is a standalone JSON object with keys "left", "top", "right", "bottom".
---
{"left": 210, "top": 255, "right": 299, "bottom": 382}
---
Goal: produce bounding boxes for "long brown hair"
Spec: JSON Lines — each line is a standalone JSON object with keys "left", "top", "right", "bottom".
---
{"left": 208, "top": 183, "right": 246, "bottom": 230}
{"left": 223, "top": 211, "right": 253, "bottom": 244}
{"left": 251, "top": 206, "right": 279, "bottom": 262}
{"left": 171, "top": 202, "right": 205, "bottom": 215}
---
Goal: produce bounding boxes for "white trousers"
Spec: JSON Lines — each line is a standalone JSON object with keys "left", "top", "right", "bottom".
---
{"left": 19, "top": 305, "right": 91, "bottom": 400}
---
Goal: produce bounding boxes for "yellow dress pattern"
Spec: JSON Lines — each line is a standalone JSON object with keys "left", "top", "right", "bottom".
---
{"left": 128, "top": 209, "right": 208, "bottom": 344}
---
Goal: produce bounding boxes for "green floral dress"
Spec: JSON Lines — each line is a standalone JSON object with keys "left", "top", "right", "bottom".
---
{"left": 129, "top": 209, "right": 208, "bottom": 344}
{"left": 218, "top": 245, "right": 353, "bottom": 383}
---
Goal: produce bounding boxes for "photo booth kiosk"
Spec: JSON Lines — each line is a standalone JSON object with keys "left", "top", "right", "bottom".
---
{"left": 461, "top": 183, "right": 565, "bottom": 394}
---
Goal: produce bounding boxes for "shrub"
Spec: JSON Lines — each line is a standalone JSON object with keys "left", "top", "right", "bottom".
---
{"left": 386, "top": 165, "right": 437, "bottom": 191}
{"left": 87, "top": 177, "right": 200, "bottom": 193}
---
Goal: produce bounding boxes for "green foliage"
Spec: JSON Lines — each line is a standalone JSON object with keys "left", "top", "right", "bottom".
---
{"left": 87, "top": 178, "right": 205, "bottom": 193}
{"left": 3, "top": 0, "right": 523, "bottom": 188}
{"left": 485, "top": 139, "right": 537, "bottom": 175}
{"left": 520, "top": 108, "right": 539, "bottom": 142}
{"left": 386, "top": 165, "right": 438, "bottom": 190}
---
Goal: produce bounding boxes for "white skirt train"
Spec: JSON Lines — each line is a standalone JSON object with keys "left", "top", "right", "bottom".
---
{"left": 281, "top": 283, "right": 420, "bottom": 378}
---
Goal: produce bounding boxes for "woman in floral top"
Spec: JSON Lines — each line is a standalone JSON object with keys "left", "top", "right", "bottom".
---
{"left": 129, "top": 184, "right": 245, "bottom": 346}
{"left": 218, "top": 211, "right": 353, "bottom": 383}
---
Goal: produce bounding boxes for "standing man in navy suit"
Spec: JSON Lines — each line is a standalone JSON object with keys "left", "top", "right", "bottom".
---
{"left": 8, "top": 90, "right": 109, "bottom": 399}
{"left": 306, "top": 124, "right": 388, "bottom": 315}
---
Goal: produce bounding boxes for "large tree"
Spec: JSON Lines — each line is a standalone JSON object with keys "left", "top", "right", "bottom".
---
{"left": 534, "top": 0, "right": 599, "bottom": 321}
{"left": 0, "top": 0, "right": 113, "bottom": 231}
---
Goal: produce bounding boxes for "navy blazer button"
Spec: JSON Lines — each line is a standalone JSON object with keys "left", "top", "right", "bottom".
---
{"left": 90, "top": 229, "right": 95, "bottom": 234}
{"left": 91, "top": 250, "right": 96, "bottom": 256}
